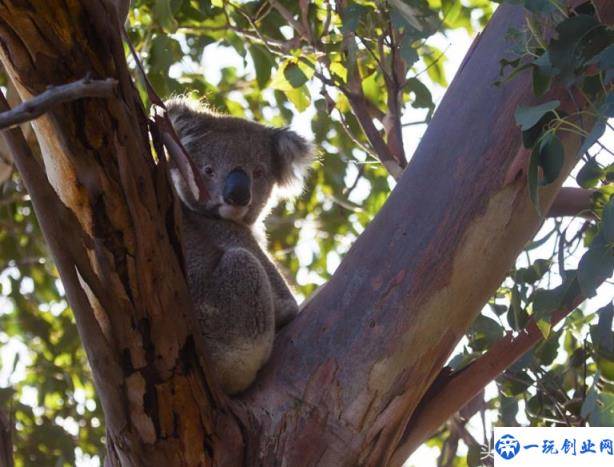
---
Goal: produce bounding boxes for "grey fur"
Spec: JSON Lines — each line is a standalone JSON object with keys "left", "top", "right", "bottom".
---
{"left": 166, "top": 97, "right": 313, "bottom": 394}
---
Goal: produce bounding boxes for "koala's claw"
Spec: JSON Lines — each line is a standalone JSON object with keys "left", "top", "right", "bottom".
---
{"left": 276, "top": 298, "right": 298, "bottom": 329}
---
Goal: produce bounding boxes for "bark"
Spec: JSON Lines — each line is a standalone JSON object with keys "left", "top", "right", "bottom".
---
{"left": 0, "top": 1, "right": 239, "bottom": 464}
{"left": 0, "top": 1, "right": 610, "bottom": 466}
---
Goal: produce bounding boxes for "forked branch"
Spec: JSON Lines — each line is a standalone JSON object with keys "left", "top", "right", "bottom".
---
{"left": 390, "top": 284, "right": 592, "bottom": 465}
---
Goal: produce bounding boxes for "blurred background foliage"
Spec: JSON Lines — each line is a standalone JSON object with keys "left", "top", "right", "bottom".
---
{"left": 0, "top": 0, "right": 612, "bottom": 466}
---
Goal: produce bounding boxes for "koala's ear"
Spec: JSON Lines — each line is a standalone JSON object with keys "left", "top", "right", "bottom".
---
{"left": 271, "top": 128, "right": 314, "bottom": 188}
{"left": 164, "top": 97, "right": 209, "bottom": 141}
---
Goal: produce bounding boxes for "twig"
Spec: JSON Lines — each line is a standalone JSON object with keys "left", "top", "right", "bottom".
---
{"left": 0, "top": 77, "right": 117, "bottom": 130}
{"left": 268, "top": 0, "right": 309, "bottom": 38}
{"left": 403, "top": 44, "right": 451, "bottom": 87}
{"left": 547, "top": 187, "right": 596, "bottom": 219}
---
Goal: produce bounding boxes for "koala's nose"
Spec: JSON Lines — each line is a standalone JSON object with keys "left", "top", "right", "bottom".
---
{"left": 223, "top": 168, "right": 251, "bottom": 207}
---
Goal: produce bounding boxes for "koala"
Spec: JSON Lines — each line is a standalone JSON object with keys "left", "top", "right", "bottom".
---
{"left": 166, "top": 97, "right": 313, "bottom": 394}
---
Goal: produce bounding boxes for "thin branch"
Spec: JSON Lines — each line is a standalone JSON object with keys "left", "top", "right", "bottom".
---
{"left": 383, "top": 23, "right": 407, "bottom": 169}
{"left": 390, "top": 288, "right": 589, "bottom": 465}
{"left": 0, "top": 77, "right": 117, "bottom": 130}
{"left": 0, "top": 90, "right": 126, "bottom": 430}
{"left": 547, "top": 187, "right": 596, "bottom": 219}
{"left": 268, "top": 0, "right": 309, "bottom": 38}
{"left": 402, "top": 45, "right": 451, "bottom": 88}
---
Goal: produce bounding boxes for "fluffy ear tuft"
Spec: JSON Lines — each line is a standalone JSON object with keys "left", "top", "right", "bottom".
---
{"left": 164, "top": 96, "right": 211, "bottom": 139}
{"left": 272, "top": 128, "right": 314, "bottom": 189}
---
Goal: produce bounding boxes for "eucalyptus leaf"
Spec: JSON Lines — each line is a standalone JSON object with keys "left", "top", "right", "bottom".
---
{"left": 578, "top": 121, "right": 607, "bottom": 157}
{"left": 589, "top": 393, "right": 614, "bottom": 426}
{"left": 515, "top": 100, "right": 560, "bottom": 131}
{"left": 537, "top": 132, "right": 564, "bottom": 185}
{"left": 577, "top": 240, "right": 614, "bottom": 298}
{"left": 577, "top": 158, "right": 603, "bottom": 188}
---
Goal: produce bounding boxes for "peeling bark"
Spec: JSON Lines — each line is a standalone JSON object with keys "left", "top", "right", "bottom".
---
{"left": 0, "top": 0, "right": 610, "bottom": 466}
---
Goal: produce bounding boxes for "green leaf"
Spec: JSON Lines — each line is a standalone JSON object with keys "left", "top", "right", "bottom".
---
{"left": 285, "top": 86, "right": 311, "bottom": 112}
{"left": 248, "top": 44, "right": 275, "bottom": 89}
{"left": 515, "top": 259, "right": 551, "bottom": 283}
{"left": 153, "top": 0, "right": 179, "bottom": 32}
{"left": 422, "top": 46, "right": 448, "bottom": 86}
{"left": 389, "top": 0, "right": 438, "bottom": 36}
{"left": 577, "top": 241, "right": 614, "bottom": 298}
{"left": 589, "top": 392, "right": 614, "bottom": 426}
{"left": 284, "top": 62, "right": 309, "bottom": 88}
{"left": 578, "top": 121, "right": 606, "bottom": 157}
{"left": 532, "top": 285, "right": 566, "bottom": 321}
{"left": 534, "top": 329, "right": 561, "bottom": 365}
{"left": 522, "top": 111, "right": 556, "bottom": 149}
{"left": 590, "top": 44, "right": 614, "bottom": 70}
{"left": 362, "top": 72, "right": 379, "bottom": 105}
{"left": 536, "top": 318, "right": 551, "bottom": 338}
{"left": 149, "top": 35, "right": 182, "bottom": 75}
{"left": 581, "top": 377, "right": 599, "bottom": 418}
{"left": 442, "top": 0, "right": 462, "bottom": 25}
{"left": 405, "top": 77, "right": 434, "bottom": 113}
{"left": 341, "top": 3, "right": 371, "bottom": 33}
{"left": 508, "top": 286, "right": 528, "bottom": 331}
{"left": 532, "top": 66, "right": 552, "bottom": 97}
{"left": 592, "top": 303, "right": 614, "bottom": 354}
{"left": 537, "top": 132, "right": 564, "bottom": 185}
{"left": 515, "top": 100, "right": 560, "bottom": 131}
{"left": 577, "top": 158, "right": 603, "bottom": 188}
{"left": 468, "top": 315, "right": 504, "bottom": 350}
{"left": 399, "top": 34, "right": 419, "bottom": 67}
{"left": 600, "top": 93, "right": 614, "bottom": 118}
{"left": 549, "top": 15, "right": 609, "bottom": 85}
{"left": 532, "top": 52, "right": 553, "bottom": 97}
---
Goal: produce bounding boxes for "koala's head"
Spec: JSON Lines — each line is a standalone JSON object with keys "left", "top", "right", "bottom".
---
{"left": 165, "top": 97, "right": 313, "bottom": 225}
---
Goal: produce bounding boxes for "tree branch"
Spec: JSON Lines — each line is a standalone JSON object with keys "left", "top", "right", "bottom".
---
{"left": 268, "top": 0, "right": 309, "bottom": 38}
{"left": 0, "top": 77, "right": 117, "bottom": 130}
{"left": 242, "top": 3, "right": 613, "bottom": 464}
{"left": 390, "top": 287, "right": 588, "bottom": 465}
{"left": 0, "top": 90, "right": 128, "bottom": 434}
{"left": 547, "top": 187, "right": 595, "bottom": 219}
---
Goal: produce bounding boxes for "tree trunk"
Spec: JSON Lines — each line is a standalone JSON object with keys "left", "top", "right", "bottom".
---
{"left": 0, "top": 0, "right": 610, "bottom": 465}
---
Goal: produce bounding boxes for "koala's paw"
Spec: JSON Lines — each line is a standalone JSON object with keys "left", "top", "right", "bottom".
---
{"left": 275, "top": 297, "right": 298, "bottom": 329}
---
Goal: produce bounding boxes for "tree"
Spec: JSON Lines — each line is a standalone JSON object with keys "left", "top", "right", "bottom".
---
{"left": 0, "top": 0, "right": 612, "bottom": 465}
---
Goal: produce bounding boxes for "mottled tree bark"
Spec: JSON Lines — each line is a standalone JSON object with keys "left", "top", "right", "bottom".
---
{"left": 0, "top": 0, "right": 610, "bottom": 466}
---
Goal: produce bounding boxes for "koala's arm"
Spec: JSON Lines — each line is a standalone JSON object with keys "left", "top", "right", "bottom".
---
{"left": 250, "top": 246, "right": 298, "bottom": 329}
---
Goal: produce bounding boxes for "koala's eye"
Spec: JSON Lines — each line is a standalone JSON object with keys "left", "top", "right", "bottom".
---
{"left": 253, "top": 166, "right": 264, "bottom": 179}
{"left": 204, "top": 166, "right": 214, "bottom": 176}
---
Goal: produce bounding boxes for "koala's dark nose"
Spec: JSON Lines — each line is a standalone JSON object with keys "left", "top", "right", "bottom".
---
{"left": 223, "top": 168, "right": 251, "bottom": 207}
